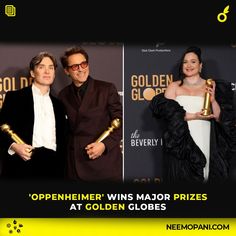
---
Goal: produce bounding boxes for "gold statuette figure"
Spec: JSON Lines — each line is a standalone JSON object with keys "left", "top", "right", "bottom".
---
{"left": 0, "top": 123, "right": 25, "bottom": 144}
{"left": 202, "top": 79, "right": 214, "bottom": 116}
{"left": 96, "top": 118, "right": 121, "bottom": 143}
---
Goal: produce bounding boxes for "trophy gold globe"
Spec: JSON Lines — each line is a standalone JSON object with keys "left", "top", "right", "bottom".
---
{"left": 0, "top": 123, "right": 25, "bottom": 144}
{"left": 0, "top": 123, "right": 33, "bottom": 154}
{"left": 202, "top": 79, "right": 214, "bottom": 116}
{"left": 96, "top": 118, "right": 121, "bottom": 143}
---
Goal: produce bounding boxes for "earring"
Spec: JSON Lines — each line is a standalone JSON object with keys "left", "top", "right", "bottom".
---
{"left": 199, "top": 65, "right": 202, "bottom": 73}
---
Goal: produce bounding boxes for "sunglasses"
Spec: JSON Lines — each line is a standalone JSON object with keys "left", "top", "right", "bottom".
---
{"left": 67, "top": 61, "right": 88, "bottom": 71}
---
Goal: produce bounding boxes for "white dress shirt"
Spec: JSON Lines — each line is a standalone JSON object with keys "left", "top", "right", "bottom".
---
{"left": 32, "top": 84, "right": 56, "bottom": 151}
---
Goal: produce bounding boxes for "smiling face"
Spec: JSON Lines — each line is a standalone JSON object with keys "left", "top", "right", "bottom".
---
{"left": 65, "top": 53, "right": 90, "bottom": 87}
{"left": 182, "top": 52, "right": 202, "bottom": 78}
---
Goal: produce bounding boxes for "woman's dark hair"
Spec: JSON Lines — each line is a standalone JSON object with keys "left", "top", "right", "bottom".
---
{"left": 178, "top": 46, "right": 202, "bottom": 86}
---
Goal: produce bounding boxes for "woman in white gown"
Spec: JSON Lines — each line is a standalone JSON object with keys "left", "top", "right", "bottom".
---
{"left": 175, "top": 96, "right": 210, "bottom": 181}
{"left": 164, "top": 46, "right": 220, "bottom": 182}
{"left": 150, "top": 46, "right": 235, "bottom": 183}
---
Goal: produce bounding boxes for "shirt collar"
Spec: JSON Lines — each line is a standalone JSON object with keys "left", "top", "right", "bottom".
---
{"left": 32, "top": 83, "right": 50, "bottom": 96}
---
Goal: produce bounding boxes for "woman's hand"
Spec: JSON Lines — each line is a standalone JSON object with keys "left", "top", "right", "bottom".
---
{"left": 185, "top": 111, "right": 216, "bottom": 121}
{"left": 196, "top": 111, "right": 216, "bottom": 120}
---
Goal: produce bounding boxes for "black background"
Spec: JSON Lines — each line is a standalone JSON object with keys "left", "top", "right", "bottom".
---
{"left": 0, "top": 0, "right": 236, "bottom": 43}
{"left": 1, "top": 0, "right": 236, "bottom": 218}
{"left": 0, "top": 181, "right": 236, "bottom": 217}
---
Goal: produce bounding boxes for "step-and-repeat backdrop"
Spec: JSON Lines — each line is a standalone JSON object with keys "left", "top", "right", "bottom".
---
{"left": 0, "top": 42, "right": 123, "bottom": 174}
{"left": 124, "top": 43, "right": 236, "bottom": 183}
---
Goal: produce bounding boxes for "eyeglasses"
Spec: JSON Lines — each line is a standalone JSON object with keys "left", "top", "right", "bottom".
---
{"left": 67, "top": 61, "right": 88, "bottom": 71}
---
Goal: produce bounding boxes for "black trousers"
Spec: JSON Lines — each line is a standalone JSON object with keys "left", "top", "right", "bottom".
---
{"left": 2, "top": 147, "right": 65, "bottom": 179}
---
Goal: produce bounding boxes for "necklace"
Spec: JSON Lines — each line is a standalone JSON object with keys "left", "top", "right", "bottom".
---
{"left": 184, "top": 78, "right": 203, "bottom": 87}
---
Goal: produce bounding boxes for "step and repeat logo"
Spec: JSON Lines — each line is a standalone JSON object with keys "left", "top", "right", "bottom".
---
{"left": 0, "top": 77, "right": 33, "bottom": 109}
{"left": 131, "top": 73, "right": 173, "bottom": 101}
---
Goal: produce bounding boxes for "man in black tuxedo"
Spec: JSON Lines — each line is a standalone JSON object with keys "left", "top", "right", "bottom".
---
{"left": 0, "top": 52, "right": 67, "bottom": 179}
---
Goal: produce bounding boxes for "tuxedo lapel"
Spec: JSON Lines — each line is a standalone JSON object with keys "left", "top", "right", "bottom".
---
{"left": 13, "top": 86, "right": 35, "bottom": 144}
{"left": 23, "top": 86, "right": 34, "bottom": 128}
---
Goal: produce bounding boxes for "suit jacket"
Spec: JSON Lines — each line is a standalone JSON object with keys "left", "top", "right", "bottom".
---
{"left": 0, "top": 85, "right": 67, "bottom": 178}
{"left": 58, "top": 77, "right": 122, "bottom": 182}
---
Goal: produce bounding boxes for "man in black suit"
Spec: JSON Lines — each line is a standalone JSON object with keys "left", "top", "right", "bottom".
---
{"left": 0, "top": 52, "right": 67, "bottom": 179}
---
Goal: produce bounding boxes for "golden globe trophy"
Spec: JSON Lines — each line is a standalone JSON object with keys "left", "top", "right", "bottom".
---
{"left": 202, "top": 79, "right": 214, "bottom": 116}
{"left": 0, "top": 123, "right": 25, "bottom": 144}
{"left": 0, "top": 123, "right": 33, "bottom": 154}
{"left": 96, "top": 118, "right": 121, "bottom": 143}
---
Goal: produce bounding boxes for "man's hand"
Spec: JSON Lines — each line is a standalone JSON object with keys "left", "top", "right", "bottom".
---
{"left": 10, "top": 143, "right": 34, "bottom": 161}
{"left": 85, "top": 142, "right": 106, "bottom": 160}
